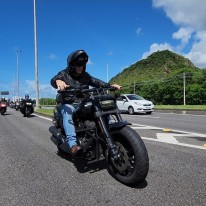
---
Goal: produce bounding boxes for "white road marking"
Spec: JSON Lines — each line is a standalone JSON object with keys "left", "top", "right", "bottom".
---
{"left": 34, "top": 114, "right": 206, "bottom": 150}
{"left": 141, "top": 136, "right": 206, "bottom": 150}
{"left": 156, "top": 133, "right": 179, "bottom": 144}
{"left": 33, "top": 114, "right": 52, "bottom": 121}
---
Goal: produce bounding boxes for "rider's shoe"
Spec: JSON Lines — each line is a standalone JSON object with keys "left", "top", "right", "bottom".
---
{"left": 70, "top": 145, "right": 82, "bottom": 156}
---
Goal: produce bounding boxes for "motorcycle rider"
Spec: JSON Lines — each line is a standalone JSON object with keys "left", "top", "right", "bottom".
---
{"left": 20, "top": 94, "right": 34, "bottom": 115}
{"left": 50, "top": 49, "right": 121, "bottom": 155}
{"left": 1, "top": 97, "right": 6, "bottom": 102}
{"left": 0, "top": 97, "right": 8, "bottom": 115}
{"left": 25, "top": 94, "right": 30, "bottom": 100}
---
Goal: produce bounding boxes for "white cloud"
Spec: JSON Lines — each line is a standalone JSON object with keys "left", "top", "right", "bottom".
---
{"left": 149, "top": 0, "right": 206, "bottom": 68}
{"left": 106, "top": 51, "right": 113, "bottom": 56}
{"left": 87, "top": 58, "right": 93, "bottom": 65}
{"left": 142, "top": 42, "right": 174, "bottom": 59}
{"left": 172, "top": 27, "right": 193, "bottom": 48}
{"left": 48, "top": 53, "right": 59, "bottom": 60}
{"left": 20, "top": 80, "right": 56, "bottom": 99}
{"left": 136, "top": 27, "right": 142, "bottom": 36}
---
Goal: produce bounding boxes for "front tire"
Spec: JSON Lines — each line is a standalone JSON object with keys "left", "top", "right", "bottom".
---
{"left": 106, "top": 126, "right": 149, "bottom": 186}
{"left": 128, "top": 106, "right": 134, "bottom": 115}
{"left": 25, "top": 107, "right": 31, "bottom": 117}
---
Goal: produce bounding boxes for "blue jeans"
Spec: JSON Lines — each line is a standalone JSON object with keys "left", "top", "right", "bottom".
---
{"left": 60, "top": 104, "right": 77, "bottom": 148}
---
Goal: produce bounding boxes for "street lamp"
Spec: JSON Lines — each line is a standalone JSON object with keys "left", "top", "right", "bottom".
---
{"left": 16, "top": 50, "right": 22, "bottom": 100}
{"left": 33, "top": 0, "right": 39, "bottom": 108}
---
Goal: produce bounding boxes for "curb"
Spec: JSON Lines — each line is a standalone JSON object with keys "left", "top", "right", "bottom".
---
{"left": 155, "top": 109, "right": 206, "bottom": 115}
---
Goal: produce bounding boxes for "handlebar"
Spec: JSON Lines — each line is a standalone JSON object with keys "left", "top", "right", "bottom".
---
{"left": 57, "top": 86, "right": 117, "bottom": 94}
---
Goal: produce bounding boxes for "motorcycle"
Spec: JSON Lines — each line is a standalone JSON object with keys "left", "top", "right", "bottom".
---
{"left": 49, "top": 87, "right": 149, "bottom": 186}
{"left": 0, "top": 100, "right": 7, "bottom": 115}
{"left": 15, "top": 101, "right": 20, "bottom": 111}
{"left": 20, "top": 99, "right": 34, "bottom": 117}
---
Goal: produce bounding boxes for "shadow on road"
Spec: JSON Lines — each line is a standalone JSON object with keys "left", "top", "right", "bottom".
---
{"left": 56, "top": 150, "right": 107, "bottom": 174}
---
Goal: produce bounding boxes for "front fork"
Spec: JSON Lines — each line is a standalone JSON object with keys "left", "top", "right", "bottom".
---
{"left": 95, "top": 110, "right": 122, "bottom": 161}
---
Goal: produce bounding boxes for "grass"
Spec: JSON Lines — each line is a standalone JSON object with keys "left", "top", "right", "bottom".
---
{"left": 155, "top": 105, "right": 206, "bottom": 110}
{"left": 35, "top": 108, "right": 54, "bottom": 116}
{"left": 34, "top": 105, "right": 206, "bottom": 117}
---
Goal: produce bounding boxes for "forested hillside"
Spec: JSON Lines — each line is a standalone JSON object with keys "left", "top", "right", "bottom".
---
{"left": 109, "top": 50, "right": 206, "bottom": 105}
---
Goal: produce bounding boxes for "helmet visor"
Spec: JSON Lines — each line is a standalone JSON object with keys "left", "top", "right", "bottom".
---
{"left": 73, "top": 60, "right": 86, "bottom": 67}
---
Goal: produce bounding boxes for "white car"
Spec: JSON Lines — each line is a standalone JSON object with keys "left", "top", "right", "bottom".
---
{"left": 116, "top": 94, "right": 154, "bottom": 115}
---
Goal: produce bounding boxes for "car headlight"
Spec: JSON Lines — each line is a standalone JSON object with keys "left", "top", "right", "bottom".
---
{"left": 100, "top": 100, "right": 115, "bottom": 109}
{"left": 134, "top": 102, "right": 142, "bottom": 106}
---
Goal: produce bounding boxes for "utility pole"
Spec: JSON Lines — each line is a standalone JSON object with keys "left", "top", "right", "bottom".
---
{"left": 183, "top": 72, "right": 186, "bottom": 105}
{"left": 16, "top": 50, "right": 22, "bottom": 100}
{"left": 106, "top": 64, "right": 109, "bottom": 83}
{"left": 34, "top": 0, "right": 39, "bottom": 108}
{"left": 133, "top": 82, "right": 136, "bottom": 94}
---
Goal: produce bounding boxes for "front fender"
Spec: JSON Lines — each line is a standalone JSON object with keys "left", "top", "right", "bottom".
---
{"left": 109, "top": 121, "right": 132, "bottom": 130}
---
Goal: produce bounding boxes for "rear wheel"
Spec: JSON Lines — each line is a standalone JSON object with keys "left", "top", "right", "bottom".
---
{"left": 106, "top": 126, "right": 149, "bottom": 186}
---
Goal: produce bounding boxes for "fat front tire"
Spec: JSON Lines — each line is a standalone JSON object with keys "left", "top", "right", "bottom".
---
{"left": 106, "top": 126, "right": 149, "bottom": 186}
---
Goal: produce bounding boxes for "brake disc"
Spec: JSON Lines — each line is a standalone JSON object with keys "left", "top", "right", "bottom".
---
{"left": 111, "top": 142, "right": 129, "bottom": 172}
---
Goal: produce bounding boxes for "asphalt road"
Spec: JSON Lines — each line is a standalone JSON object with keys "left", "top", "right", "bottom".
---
{"left": 0, "top": 108, "right": 205, "bottom": 206}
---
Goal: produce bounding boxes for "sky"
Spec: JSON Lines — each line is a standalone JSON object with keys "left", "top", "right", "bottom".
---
{"left": 0, "top": 0, "right": 206, "bottom": 100}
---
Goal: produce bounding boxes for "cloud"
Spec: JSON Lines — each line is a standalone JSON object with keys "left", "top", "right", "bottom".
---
{"left": 20, "top": 80, "right": 56, "bottom": 98}
{"left": 148, "top": 0, "right": 206, "bottom": 68}
{"left": 142, "top": 42, "right": 174, "bottom": 59}
{"left": 87, "top": 58, "right": 93, "bottom": 65}
{"left": 47, "top": 53, "right": 59, "bottom": 60}
{"left": 136, "top": 27, "right": 142, "bottom": 36}
{"left": 106, "top": 51, "right": 113, "bottom": 56}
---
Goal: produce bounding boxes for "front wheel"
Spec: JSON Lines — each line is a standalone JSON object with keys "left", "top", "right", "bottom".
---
{"left": 25, "top": 107, "right": 31, "bottom": 117}
{"left": 128, "top": 106, "right": 134, "bottom": 115}
{"left": 106, "top": 126, "right": 149, "bottom": 186}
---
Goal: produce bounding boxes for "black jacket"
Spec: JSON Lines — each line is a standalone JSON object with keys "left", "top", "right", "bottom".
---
{"left": 51, "top": 68, "right": 111, "bottom": 103}
{"left": 51, "top": 68, "right": 110, "bottom": 89}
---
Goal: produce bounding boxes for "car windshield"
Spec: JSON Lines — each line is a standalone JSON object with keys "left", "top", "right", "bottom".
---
{"left": 126, "top": 95, "right": 145, "bottom": 100}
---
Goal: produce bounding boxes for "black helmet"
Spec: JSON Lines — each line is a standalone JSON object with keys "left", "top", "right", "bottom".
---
{"left": 25, "top": 94, "right": 29, "bottom": 100}
{"left": 67, "top": 50, "right": 88, "bottom": 75}
{"left": 67, "top": 50, "right": 88, "bottom": 66}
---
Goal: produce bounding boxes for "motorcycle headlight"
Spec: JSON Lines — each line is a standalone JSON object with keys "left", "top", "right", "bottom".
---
{"left": 26, "top": 102, "right": 32, "bottom": 105}
{"left": 100, "top": 100, "right": 115, "bottom": 110}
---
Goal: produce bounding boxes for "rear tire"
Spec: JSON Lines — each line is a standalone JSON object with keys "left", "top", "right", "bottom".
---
{"left": 106, "top": 126, "right": 149, "bottom": 186}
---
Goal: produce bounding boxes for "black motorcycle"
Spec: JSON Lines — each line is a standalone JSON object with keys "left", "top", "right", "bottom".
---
{"left": 15, "top": 101, "right": 20, "bottom": 111}
{"left": 49, "top": 87, "right": 149, "bottom": 186}
{"left": 20, "top": 99, "right": 34, "bottom": 117}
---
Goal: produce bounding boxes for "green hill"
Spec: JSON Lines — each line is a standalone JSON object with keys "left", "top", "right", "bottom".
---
{"left": 109, "top": 50, "right": 206, "bottom": 105}
{"left": 109, "top": 50, "right": 200, "bottom": 86}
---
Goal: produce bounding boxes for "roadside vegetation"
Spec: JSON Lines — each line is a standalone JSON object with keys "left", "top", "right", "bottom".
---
{"left": 109, "top": 50, "right": 206, "bottom": 105}
{"left": 36, "top": 50, "right": 205, "bottom": 116}
{"left": 35, "top": 104, "right": 206, "bottom": 117}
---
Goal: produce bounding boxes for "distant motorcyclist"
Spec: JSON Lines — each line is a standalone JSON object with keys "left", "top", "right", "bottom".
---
{"left": 20, "top": 94, "right": 34, "bottom": 117}
{"left": 15, "top": 99, "right": 20, "bottom": 111}
{"left": 0, "top": 97, "right": 8, "bottom": 115}
{"left": 50, "top": 49, "right": 121, "bottom": 155}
